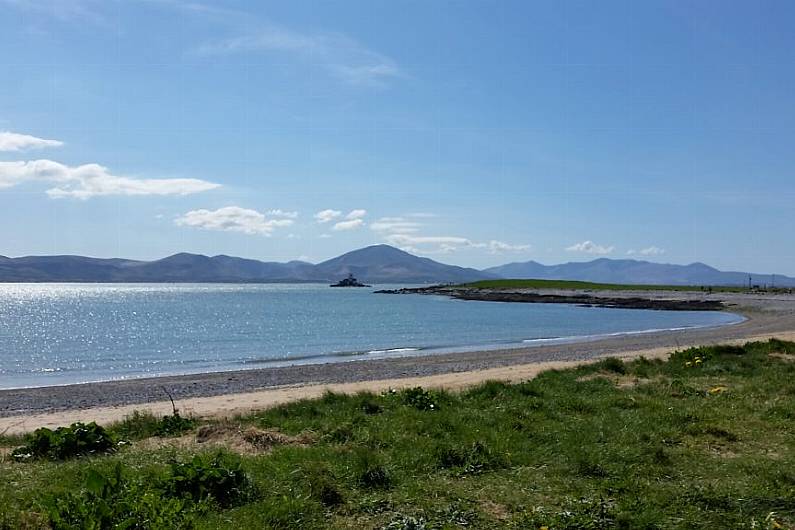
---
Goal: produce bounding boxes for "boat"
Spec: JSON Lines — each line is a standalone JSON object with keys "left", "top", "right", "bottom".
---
{"left": 330, "top": 273, "right": 371, "bottom": 287}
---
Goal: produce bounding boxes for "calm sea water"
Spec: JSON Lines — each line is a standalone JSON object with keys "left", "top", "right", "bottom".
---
{"left": 0, "top": 283, "right": 742, "bottom": 389}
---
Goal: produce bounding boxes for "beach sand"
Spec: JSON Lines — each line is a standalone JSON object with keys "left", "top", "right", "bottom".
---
{"left": 2, "top": 291, "right": 794, "bottom": 435}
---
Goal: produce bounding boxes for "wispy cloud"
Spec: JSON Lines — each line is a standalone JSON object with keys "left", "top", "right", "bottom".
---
{"left": 0, "top": 131, "right": 63, "bottom": 152}
{"left": 6, "top": 1, "right": 403, "bottom": 87}
{"left": 486, "top": 240, "right": 531, "bottom": 254}
{"left": 266, "top": 209, "right": 298, "bottom": 219}
{"left": 370, "top": 216, "right": 422, "bottom": 234}
{"left": 628, "top": 246, "right": 665, "bottom": 256}
{"left": 175, "top": 206, "right": 293, "bottom": 236}
{"left": 385, "top": 234, "right": 470, "bottom": 254}
{"left": 196, "top": 22, "right": 402, "bottom": 87}
{"left": 386, "top": 234, "right": 530, "bottom": 255}
{"left": 345, "top": 209, "right": 367, "bottom": 220}
{"left": 566, "top": 240, "right": 615, "bottom": 255}
{"left": 0, "top": 159, "right": 220, "bottom": 199}
{"left": 332, "top": 218, "right": 365, "bottom": 231}
{"left": 373, "top": 215, "right": 528, "bottom": 254}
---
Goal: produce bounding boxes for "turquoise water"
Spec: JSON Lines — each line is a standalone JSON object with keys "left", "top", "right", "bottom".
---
{"left": 0, "top": 284, "right": 742, "bottom": 389}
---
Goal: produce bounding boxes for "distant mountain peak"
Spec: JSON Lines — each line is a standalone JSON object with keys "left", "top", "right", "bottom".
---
{"left": 334, "top": 244, "right": 414, "bottom": 258}
{"left": 157, "top": 252, "right": 208, "bottom": 261}
{"left": 686, "top": 262, "right": 719, "bottom": 272}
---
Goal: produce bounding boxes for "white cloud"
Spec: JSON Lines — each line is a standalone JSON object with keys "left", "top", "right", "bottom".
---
{"left": 196, "top": 23, "right": 401, "bottom": 87}
{"left": 0, "top": 131, "right": 63, "bottom": 152}
{"left": 385, "top": 234, "right": 529, "bottom": 255}
{"left": 628, "top": 246, "right": 665, "bottom": 256}
{"left": 175, "top": 206, "right": 293, "bottom": 236}
{"left": 266, "top": 209, "right": 298, "bottom": 218}
{"left": 566, "top": 240, "right": 615, "bottom": 255}
{"left": 315, "top": 208, "right": 366, "bottom": 226}
{"left": 319, "top": 233, "right": 332, "bottom": 239}
{"left": 345, "top": 209, "right": 367, "bottom": 220}
{"left": 314, "top": 209, "right": 342, "bottom": 223}
{"left": 333, "top": 218, "right": 365, "bottom": 231}
{"left": 370, "top": 217, "right": 422, "bottom": 234}
{"left": 0, "top": 159, "right": 220, "bottom": 199}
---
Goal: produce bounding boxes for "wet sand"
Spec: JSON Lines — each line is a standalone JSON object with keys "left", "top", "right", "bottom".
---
{"left": 1, "top": 291, "right": 793, "bottom": 434}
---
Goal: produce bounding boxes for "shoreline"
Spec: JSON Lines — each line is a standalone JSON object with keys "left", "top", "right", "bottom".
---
{"left": 3, "top": 327, "right": 794, "bottom": 436}
{"left": 1, "top": 291, "right": 793, "bottom": 434}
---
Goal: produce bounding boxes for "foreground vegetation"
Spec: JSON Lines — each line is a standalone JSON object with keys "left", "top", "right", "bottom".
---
{"left": 2, "top": 340, "right": 795, "bottom": 529}
{"left": 459, "top": 279, "right": 751, "bottom": 292}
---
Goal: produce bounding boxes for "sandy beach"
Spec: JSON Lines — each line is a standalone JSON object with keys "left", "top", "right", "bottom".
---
{"left": 2, "top": 290, "right": 794, "bottom": 435}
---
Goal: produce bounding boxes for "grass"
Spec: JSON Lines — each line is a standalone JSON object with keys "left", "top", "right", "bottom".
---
{"left": 458, "top": 278, "right": 758, "bottom": 292}
{"left": 1, "top": 339, "right": 795, "bottom": 528}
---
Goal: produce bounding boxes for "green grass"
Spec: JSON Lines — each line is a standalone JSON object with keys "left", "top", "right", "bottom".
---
{"left": 2, "top": 339, "right": 795, "bottom": 529}
{"left": 458, "top": 278, "right": 752, "bottom": 292}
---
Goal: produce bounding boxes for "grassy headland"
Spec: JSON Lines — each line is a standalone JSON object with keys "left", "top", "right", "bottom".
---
{"left": 2, "top": 339, "right": 794, "bottom": 529}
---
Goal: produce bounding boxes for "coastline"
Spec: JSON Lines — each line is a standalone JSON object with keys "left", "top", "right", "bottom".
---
{"left": 2, "top": 291, "right": 794, "bottom": 434}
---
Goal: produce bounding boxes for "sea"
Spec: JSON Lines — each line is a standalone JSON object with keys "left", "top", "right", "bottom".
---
{"left": 0, "top": 283, "right": 743, "bottom": 389}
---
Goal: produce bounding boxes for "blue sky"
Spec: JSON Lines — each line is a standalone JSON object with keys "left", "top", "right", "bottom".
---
{"left": 1, "top": 0, "right": 794, "bottom": 273}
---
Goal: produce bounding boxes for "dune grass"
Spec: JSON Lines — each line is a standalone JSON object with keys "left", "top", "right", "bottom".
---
{"left": 2, "top": 339, "right": 795, "bottom": 529}
{"left": 459, "top": 279, "right": 749, "bottom": 292}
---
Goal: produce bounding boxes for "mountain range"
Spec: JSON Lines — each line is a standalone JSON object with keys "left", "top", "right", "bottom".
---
{"left": 0, "top": 245, "right": 793, "bottom": 286}
{"left": 483, "top": 258, "right": 795, "bottom": 287}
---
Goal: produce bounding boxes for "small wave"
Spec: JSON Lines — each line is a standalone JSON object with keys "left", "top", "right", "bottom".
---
{"left": 367, "top": 347, "right": 420, "bottom": 355}
{"left": 242, "top": 346, "right": 420, "bottom": 365}
{"left": 521, "top": 324, "right": 720, "bottom": 345}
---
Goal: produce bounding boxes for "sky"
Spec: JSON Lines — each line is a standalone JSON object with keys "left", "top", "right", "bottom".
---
{"left": 1, "top": 0, "right": 794, "bottom": 274}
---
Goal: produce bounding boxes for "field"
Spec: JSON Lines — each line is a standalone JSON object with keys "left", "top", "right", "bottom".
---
{"left": 2, "top": 339, "right": 795, "bottom": 529}
{"left": 459, "top": 279, "right": 750, "bottom": 292}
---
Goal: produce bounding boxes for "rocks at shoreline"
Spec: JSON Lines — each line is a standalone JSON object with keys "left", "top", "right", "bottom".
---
{"left": 374, "top": 287, "right": 726, "bottom": 311}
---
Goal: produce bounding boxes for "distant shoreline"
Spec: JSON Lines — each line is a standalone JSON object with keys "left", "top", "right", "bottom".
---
{"left": 375, "top": 285, "right": 728, "bottom": 311}
{"left": 1, "top": 291, "right": 793, "bottom": 434}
